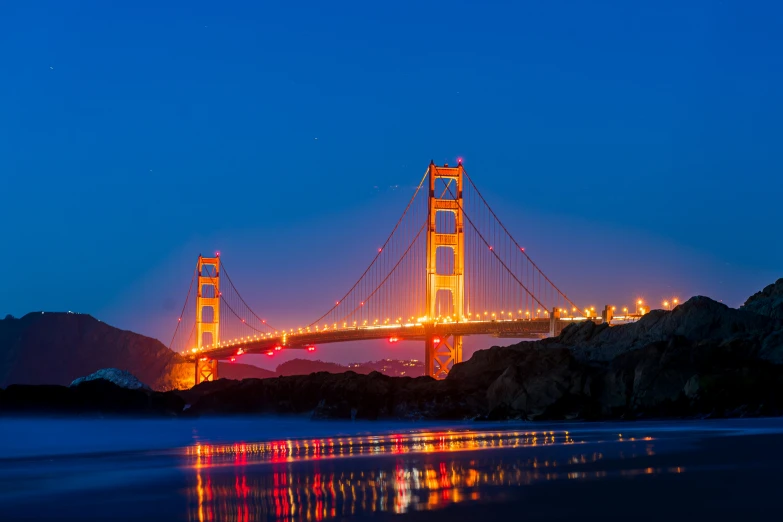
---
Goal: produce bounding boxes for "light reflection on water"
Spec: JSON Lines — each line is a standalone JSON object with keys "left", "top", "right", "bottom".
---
{"left": 186, "top": 430, "right": 578, "bottom": 462}
{"left": 184, "top": 429, "right": 675, "bottom": 522}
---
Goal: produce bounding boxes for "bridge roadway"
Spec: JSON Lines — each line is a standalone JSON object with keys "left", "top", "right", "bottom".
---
{"left": 185, "top": 318, "right": 586, "bottom": 362}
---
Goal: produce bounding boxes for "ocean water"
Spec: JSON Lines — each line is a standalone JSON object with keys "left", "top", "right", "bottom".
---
{"left": 1, "top": 417, "right": 783, "bottom": 521}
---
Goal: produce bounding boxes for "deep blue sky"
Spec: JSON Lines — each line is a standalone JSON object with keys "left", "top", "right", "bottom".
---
{"left": 2, "top": 1, "right": 781, "bottom": 367}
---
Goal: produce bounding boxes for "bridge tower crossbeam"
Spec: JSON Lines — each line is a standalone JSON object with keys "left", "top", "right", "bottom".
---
{"left": 425, "top": 161, "right": 465, "bottom": 379}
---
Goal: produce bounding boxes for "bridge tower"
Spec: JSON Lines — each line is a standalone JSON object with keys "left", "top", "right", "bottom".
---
{"left": 195, "top": 255, "right": 220, "bottom": 384}
{"left": 425, "top": 161, "right": 465, "bottom": 379}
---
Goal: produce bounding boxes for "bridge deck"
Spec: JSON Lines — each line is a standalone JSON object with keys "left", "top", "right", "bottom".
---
{"left": 184, "top": 318, "right": 585, "bottom": 361}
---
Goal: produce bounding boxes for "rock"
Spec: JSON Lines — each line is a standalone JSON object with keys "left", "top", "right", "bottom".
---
{"left": 683, "top": 374, "right": 701, "bottom": 399}
{"left": 0, "top": 379, "right": 185, "bottom": 417}
{"left": 70, "top": 368, "right": 151, "bottom": 390}
{"left": 759, "top": 330, "right": 783, "bottom": 364}
{"left": 480, "top": 347, "right": 591, "bottom": 420}
{"left": 183, "top": 371, "right": 475, "bottom": 420}
{"left": 557, "top": 296, "right": 770, "bottom": 362}
{"left": 742, "top": 278, "right": 783, "bottom": 321}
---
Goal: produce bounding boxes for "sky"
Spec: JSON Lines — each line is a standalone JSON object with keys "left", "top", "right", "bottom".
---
{"left": 1, "top": 1, "right": 782, "bottom": 369}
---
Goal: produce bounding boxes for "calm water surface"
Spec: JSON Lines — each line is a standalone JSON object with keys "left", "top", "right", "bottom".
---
{"left": 1, "top": 417, "right": 782, "bottom": 521}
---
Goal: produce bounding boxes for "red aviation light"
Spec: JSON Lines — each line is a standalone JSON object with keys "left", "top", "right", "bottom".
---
{"left": 274, "top": 345, "right": 282, "bottom": 351}
{"left": 432, "top": 337, "right": 441, "bottom": 345}
{"left": 230, "top": 357, "right": 236, "bottom": 362}
{"left": 266, "top": 350, "right": 274, "bottom": 356}
{"left": 306, "top": 345, "right": 316, "bottom": 352}
{"left": 389, "top": 336, "right": 399, "bottom": 343}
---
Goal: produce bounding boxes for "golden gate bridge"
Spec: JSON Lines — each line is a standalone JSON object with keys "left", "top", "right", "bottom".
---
{"left": 169, "top": 161, "right": 611, "bottom": 384}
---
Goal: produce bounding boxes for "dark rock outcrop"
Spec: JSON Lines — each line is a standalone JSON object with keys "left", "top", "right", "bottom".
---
{"left": 742, "top": 278, "right": 783, "bottom": 321}
{"left": 550, "top": 296, "right": 771, "bottom": 362}
{"left": 0, "top": 379, "right": 185, "bottom": 417}
{"left": 182, "top": 371, "right": 479, "bottom": 420}
{"left": 444, "top": 293, "right": 783, "bottom": 420}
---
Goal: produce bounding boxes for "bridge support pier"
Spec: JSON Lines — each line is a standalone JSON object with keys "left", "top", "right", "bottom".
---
{"left": 425, "top": 333, "right": 462, "bottom": 380}
{"left": 195, "top": 358, "right": 218, "bottom": 385}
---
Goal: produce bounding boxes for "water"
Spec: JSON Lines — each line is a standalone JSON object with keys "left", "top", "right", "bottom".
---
{"left": 1, "top": 417, "right": 783, "bottom": 520}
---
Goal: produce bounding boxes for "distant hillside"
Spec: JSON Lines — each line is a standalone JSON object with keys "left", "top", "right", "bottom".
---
{"left": 0, "top": 313, "right": 272, "bottom": 390}
{"left": 276, "top": 358, "right": 423, "bottom": 377}
{"left": 218, "top": 361, "right": 276, "bottom": 380}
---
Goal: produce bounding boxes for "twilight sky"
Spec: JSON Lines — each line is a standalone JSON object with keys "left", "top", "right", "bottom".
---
{"left": 2, "top": 1, "right": 781, "bottom": 368}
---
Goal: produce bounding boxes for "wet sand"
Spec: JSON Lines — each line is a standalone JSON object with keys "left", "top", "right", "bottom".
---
{"left": 1, "top": 418, "right": 781, "bottom": 521}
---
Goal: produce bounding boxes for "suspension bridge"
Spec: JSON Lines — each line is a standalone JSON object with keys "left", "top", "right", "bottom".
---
{"left": 170, "top": 161, "right": 607, "bottom": 384}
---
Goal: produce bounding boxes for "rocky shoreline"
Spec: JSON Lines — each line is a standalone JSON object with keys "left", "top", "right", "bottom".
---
{"left": 1, "top": 279, "right": 782, "bottom": 421}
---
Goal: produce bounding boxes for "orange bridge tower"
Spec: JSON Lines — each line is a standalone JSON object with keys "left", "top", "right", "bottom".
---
{"left": 425, "top": 161, "right": 465, "bottom": 379}
{"left": 195, "top": 255, "right": 220, "bottom": 384}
